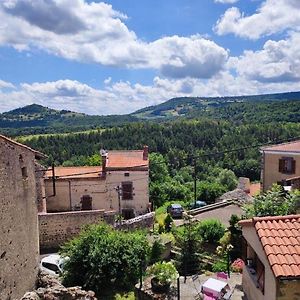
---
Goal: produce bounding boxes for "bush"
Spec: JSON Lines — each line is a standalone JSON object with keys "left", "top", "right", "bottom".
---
{"left": 61, "top": 223, "right": 150, "bottom": 293}
{"left": 212, "top": 259, "right": 227, "bottom": 273}
{"left": 148, "top": 262, "right": 178, "bottom": 285}
{"left": 197, "top": 219, "right": 225, "bottom": 244}
{"left": 149, "top": 240, "right": 165, "bottom": 264}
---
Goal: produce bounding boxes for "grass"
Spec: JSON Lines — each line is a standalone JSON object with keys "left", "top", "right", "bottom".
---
{"left": 17, "top": 128, "right": 104, "bottom": 141}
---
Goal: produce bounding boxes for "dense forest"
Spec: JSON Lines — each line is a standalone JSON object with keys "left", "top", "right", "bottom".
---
{"left": 22, "top": 120, "right": 300, "bottom": 206}
{"left": 2, "top": 93, "right": 299, "bottom": 207}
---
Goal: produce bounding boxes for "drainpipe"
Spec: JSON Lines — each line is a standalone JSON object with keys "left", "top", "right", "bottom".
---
{"left": 68, "top": 180, "right": 72, "bottom": 210}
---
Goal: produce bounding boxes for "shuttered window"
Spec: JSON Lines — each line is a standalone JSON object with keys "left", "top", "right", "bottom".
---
{"left": 279, "top": 157, "right": 296, "bottom": 174}
{"left": 122, "top": 181, "right": 133, "bottom": 200}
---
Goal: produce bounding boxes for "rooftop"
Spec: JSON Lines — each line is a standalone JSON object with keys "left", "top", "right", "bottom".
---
{"left": 261, "top": 140, "right": 300, "bottom": 153}
{"left": 45, "top": 166, "right": 102, "bottom": 179}
{"left": 240, "top": 214, "right": 300, "bottom": 278}
{"left": 106, "top": 150, "right": 148, "bottom": 170}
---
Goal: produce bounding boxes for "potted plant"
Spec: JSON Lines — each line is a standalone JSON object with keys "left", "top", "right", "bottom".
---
{"left": 148, "top": 261, "right": 179, "bottom": 293}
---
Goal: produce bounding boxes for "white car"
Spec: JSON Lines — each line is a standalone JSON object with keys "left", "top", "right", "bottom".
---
{"left": 40, "top": 254, "right": 67, "bottom": 276}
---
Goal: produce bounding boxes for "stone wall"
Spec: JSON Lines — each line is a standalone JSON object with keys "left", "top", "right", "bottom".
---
{"left": 116, "top": 212, "right": 155, "bottom": 230}
{"left": 0, "top": 137, "right": 40, "bottom": 300}
{"left": 39, "top": 210, "right": 115, "bottom": 251}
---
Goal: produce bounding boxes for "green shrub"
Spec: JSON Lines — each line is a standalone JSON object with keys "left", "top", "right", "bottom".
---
{"left": 148, "top": 262, "right": 178, "bottom": 284}
{"left": 164, "top": 214, "right": 173, "bottom": 232}
{"left": 197, "top": 219, "right": 225, "bottom": 244}
{"left": 149, "top": 240, "right": 165, "bottom": 264}
{"left": 60, "top": 223, "right": 150, "bottom": 293}
{"left": 212, "top": 259, "right": 227, "bottom": 273}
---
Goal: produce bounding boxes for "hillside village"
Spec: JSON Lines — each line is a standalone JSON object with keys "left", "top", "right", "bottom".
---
{"left": 1, "top": 133, "right": 299, "bottom": 300}
{"left": 1, "top": 1, "right": 300, "bottom": 300}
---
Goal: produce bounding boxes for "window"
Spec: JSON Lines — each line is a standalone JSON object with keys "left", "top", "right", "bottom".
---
{"left": 21, "top": 167, "right": 28, "bottom": 179}
{"left": 122, "top": 208, "right": 135, "bottom": 219}
{"left": 279, "top": 157, "right": 296, "bottom": 174}
{"left": 124, "top": 172, "right": 130, "bottom": 177}
{"left": 122, "top": 181, "right": 133, "bottom": 200}
{"left": 80, "top": 195, "right": 92, "bottom": 210}
{"left": 255, "top": 255, "right": 265, "bottom": 294}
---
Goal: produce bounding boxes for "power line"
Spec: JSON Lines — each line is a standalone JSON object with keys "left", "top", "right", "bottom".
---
{"left": 41, "top": 134, "right": 300, "bottom": 178}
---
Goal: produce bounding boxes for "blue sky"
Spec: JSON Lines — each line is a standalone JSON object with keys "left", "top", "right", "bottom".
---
{"left": 0, "top": 0, "right": 300, "bottom": 115}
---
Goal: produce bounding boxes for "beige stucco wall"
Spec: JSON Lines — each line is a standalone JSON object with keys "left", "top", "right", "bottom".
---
{"left": 0, "top": 139, "right": 39, "bottom": 299}
{"left": 45, "top": 170, "right": 149, "bottom": 216}
{"left": 262, "top": 152, "right": 300, "bottom": 192}
{"left": 242, "top": 226, "right": 277, "bottom": 300}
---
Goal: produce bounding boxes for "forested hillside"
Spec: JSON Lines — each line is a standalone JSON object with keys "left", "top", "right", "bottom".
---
{"left": 22, "top": 120, "right": 300, "bottom": 205}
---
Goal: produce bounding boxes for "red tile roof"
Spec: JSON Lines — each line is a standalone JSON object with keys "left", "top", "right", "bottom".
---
{"left": 240, "top": 215, "right": 300, "bottom": 278}
{"left": 45, "top": 166, "right": 102, "bottom": 179}
{"left": 106, "top": 150, "right": 148, "bottom": 170}
{"left": 261, "top": 140, "right": 300, "bottom": 153}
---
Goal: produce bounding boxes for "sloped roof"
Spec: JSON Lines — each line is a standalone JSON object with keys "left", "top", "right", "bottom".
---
{"left": 261, "top": 140, "right": 300, "bottom": 153}
{"left": 0, "top": 134, "right": 46, "bottom": 159}
{"left": 217, "top": 188, "right": 253, "bottom": 204}
{"left": 45, "top": 166, "right": 102, "bottom": 179}
{"left": 106, "top": 150, "right": 148, "bottom": 170}
{"left": 240, "top": 215, "right": 300, "bottom": 278}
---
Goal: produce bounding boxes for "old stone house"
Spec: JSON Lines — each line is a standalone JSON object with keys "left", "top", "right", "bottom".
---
{"left": 260, "top": 140, "right": 300, "bottom": 192}
{"left": 44, "top": 146, "right": 150, "bottom": 219}
{"left": 239, "top": 215, "right": 300, "bottom": 300}
{"left": 0, "top": 135, "right": 45, "bottom": 300}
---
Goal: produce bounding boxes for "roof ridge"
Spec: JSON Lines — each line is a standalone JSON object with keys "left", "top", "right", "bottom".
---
{"left": 261, "top": 139, "right": 300, "bottom": 150}
{"left": 253, "top": 214, "right": 300, "bottom": 223}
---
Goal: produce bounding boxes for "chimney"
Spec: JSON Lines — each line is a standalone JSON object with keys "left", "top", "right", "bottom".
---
{"left": 143, "top": 145, "right": 148, "bottom": 161}
{"left": 100, "top": 149, "right": 108, "bottom": 176}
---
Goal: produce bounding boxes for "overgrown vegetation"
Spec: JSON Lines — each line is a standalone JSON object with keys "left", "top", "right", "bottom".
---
{"left": 61, "top": 223, "right": 150, "bottom": 294}
{"left": 244, "top": 184, "right": 300, "bottom": 217}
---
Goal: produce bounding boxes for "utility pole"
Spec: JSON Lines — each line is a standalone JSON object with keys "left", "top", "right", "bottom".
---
{"left": 116, "top": 185, "right": 122, "bottom": 226}
{"left": 193, "top": 160, "right": 197, "bottom": 207}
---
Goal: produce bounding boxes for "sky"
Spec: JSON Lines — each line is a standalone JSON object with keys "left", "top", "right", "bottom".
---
{"left": 0, "top": 0, "right": 300, "bottom": 115}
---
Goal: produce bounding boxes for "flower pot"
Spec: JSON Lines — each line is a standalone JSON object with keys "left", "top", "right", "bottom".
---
{"left": 151, "top": 277, "right": 170, "bottom": 293}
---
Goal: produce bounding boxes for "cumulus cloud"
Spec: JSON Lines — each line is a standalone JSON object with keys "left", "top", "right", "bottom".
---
{"left": 0, "top": 80, "right": 15, "bottom": 89}
{"left": 1, "top": 75, "right": 300, "bottom": 115}
{"left": 214, "top": 0, "right": 239, "bottom": 4}
{"left": 215, "top": 0, "right": 300, "bottom": 39}
{"left": 229, "top": 32, "right": 300, "bottom": 82}
{"left": 0, "top": 0, "right": 227, "bottom": 79}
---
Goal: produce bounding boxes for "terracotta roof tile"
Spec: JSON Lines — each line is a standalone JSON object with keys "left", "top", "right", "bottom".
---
{"left": 261, "top": 140, "right": 300, "bottom": 153}
{"left": 45, "top": 166, "right": 102, "bottom": 179}
{"left": 106, "top": 150, "right": 148, "bottom": 170}
{"left": 242, "top": 214, "right": 300, "bottom": 278}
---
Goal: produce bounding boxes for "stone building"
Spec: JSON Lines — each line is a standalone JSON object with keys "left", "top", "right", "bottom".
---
{"left": 44, "top": 146, "right": 149, "bottom": 218}
{"left": 0, "top": 135, "right": 45, "bottom": 300}
{"left": 260, "top": 140, "right": 300, "bottom": 192}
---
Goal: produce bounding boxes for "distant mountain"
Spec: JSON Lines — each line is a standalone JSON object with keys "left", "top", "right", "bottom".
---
{"left": 0, "top": 103, "right": 138, "bottom": 135}
{"left": 132, "top": 91, "right": 300, "bottom": 119}
{"left": 1, "top": 90, "right": 300, "bottom": 137}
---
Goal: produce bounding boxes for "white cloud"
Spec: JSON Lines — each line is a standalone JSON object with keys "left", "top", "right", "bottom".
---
{"left": 214, "top": 0, "right": 239, "bottom": 4}
{"left": 215, "top": 0, "right": 300, "bottom": 39}
{"left": 0, "top": 0, "right": 227, "bottom": 79}
{"left": 229, "top": 32, "right": 300, "bottom": 82}
{"left": 0, "top": 80, "right": 15, "bottom": 89}
{"left": 1, "top": 75, "right": 300, "bottom": 115}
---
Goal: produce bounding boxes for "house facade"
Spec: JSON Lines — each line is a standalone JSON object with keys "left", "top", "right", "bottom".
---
{"left": 239, "top": 215, "right": 300, "bottom": 300}
{"left": 0, "top": 135, "right": 44, "bottom": 299}
{"left": 44, "top": 146, "right": 150, "bottom": 218}
{"left": 261, "top": 140, "right": 300, "bottom": 192}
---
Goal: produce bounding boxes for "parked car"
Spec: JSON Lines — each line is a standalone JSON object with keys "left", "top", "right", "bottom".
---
{"left": 189, "top": 200, "right": 207, "bottom": 209}
{"left": 167, "top": 203, "right": 184, "bottom": 218}
{"left": 40, "top": 254, "right": 67, "bottom": 276}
